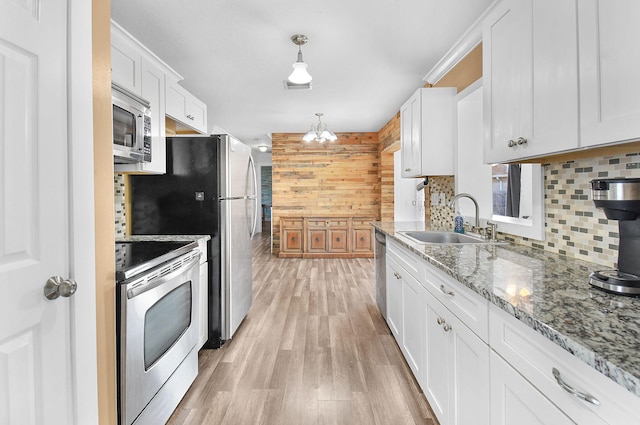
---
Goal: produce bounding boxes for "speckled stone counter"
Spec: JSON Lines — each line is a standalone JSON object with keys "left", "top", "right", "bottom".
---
{"left": 372, "top": 221, "right": 640, "bottom": 398}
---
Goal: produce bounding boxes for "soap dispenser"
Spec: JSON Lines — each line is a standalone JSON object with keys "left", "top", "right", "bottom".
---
{"left": 454, "top": 210, "right": 465, "bottom": 234}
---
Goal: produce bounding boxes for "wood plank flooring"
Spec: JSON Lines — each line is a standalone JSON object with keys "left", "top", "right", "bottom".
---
{"left": 168, "top": 232, "right": 438, "bottom": 425}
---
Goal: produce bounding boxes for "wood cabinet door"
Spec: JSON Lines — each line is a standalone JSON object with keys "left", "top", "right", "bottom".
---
{"left": 282, "top": 229, "right": 302, "bottom": 253}
{"left": 352, "top": 228, "right": 372, "bottom": 252}
{"left": 307, "top": 229, "right": 327, "bottom": 252}
{"left": 328, "top": 229, "right": 348, "bottom": 253}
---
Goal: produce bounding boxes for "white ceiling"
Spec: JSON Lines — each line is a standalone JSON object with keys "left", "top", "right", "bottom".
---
{"left": 111, "top": 0, "right": 494, "bottom": 149}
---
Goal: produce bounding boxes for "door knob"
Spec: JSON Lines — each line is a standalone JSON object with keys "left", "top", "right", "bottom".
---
{"left": 44, "top": 276, "right": 77, "bottom": 300}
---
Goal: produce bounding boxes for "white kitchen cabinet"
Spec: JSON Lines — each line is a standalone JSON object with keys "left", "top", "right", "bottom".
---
{"left": 422, "top": 277, "right": 490, "bottom": 425}
{"left": 578, "top": 0, "right": 640, "bottom": 148}
{"left": 198, "top": 258, "right": 208, "bottom": 350}
{"left": 490, "top": 304, "right": 640, "bottom": 425}
{"left": 401, "top": 269, "right": 425, "bottom": 380}
{"left": 385, "top": 238, "right": 490, "bottom": 425}
{"left": 112, "top": 21, "right": 182, "bottom": 174}
{"left": 385, "top": 255, "right": 404, "bottom": 341}
{"left": 166, "top": 78, "right": 208, "bottom": 134}
{"left": 400, "top": 87, "right": 456, "bottom": 177}
{"left": 490, "top": 351, "right": 576, "bottom": 425}
{"left": 111, "top": 23, "right": 143, "bottom": 97}
{"left": 482, "top": 0, "right": 579, "bottom": 163}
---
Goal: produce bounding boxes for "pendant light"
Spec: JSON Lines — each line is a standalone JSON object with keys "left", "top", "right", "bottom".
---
{"left": 288, "top": 34, "right": 312, "bottom": 84}
{"left": 303, "top": 113, "right": 337, "bottom": 143}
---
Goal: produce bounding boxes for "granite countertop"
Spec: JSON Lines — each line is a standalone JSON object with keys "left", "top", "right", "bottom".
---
{"left": 117, "top": 234, "right": 211, "bottom": 243}
{"left": 372, "top": 221, "right": 640, "bottom": 397}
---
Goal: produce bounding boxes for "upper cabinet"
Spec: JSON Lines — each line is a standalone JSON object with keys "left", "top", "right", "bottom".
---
{"left": 400, "top": 87, "right": 456, "bottom": 178}
{"left": 111, "top": 21, "right": 208, "bottom": 174}
{"left": 578, "top": 0, "right": 640, "bottom": 148}
{"left": 165, "top": 78, "right": 208, "bottom": 134}
{"left": 483, "top": 0, "right": 640, "bottom": 163}
{"left": 483, "top": 0, "right": 579, "bottom": 163}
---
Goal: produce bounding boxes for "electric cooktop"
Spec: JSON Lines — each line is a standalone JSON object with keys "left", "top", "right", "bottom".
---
{"left": 115, "top": 240, "right": 198, "bottom": 282}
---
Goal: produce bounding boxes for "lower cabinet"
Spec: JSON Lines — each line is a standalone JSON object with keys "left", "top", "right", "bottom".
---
{"left": 383, "top": 236, "right": 640, "bottom": 425}
{"left": 490, "top": 351, "right": 575, "bottom": 425}
{"left": 423, "top": 288, "right": 490, "bottom": 425}
{"left": 385, "top": 255, "right": 403, "bottom": 340}
{"left": 279, "top": 216, "right": 375, "bottom": 258}
{"left": 197, "top": 238, "right": 209, "bottom": 349}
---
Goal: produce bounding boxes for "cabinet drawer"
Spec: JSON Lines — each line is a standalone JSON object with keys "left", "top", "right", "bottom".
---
{"left": 352, "top": 218, "right": 374, "bottom": 227}
{"left": 490, "top": 305, "right": 640, "bottom": 424}
{"left": 421, "top": 262, "right": 489, "bottom": 342}
{"left": 306, "top": 219, "right": 326, "bottom": 228}
{"left": 327, "top": 219, "right": 349, "bottom": 227}
{"left": 387, "top": 239, "right": 420, "bottom": 279}
{"left": 281, "top": 218, "right": 303, "bottom": 228}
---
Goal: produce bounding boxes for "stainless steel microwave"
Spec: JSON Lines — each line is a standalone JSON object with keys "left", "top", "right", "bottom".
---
{"left": 112, "top": 83, "right": 152, "bottom": 163}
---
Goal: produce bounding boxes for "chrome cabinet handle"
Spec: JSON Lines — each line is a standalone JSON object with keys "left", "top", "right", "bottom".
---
{"left": 517, "top": 137, "right": 527, "bottom": 145}
{"left": 393, "top": 272, "right": 401, "bottom": 280}
{"left": 186, "top": 114, "right": 195, "bottom": 120}
{"left": 439, "top": 284, "right": 455, "bottom": 296}
{"left": 552, "top": 368, "right": 600, "bottom": 406}
{"left": 404, "top": 168, "right": 411, "bottom": 172}
{"left": 44, "top": 276, "right": 77, "bottom": 300}
{"left": 507, "top": 139, "right": 516, "bottom": 147}
{"left": 437, "top": 317, "right": 444, "bottom": 325}
{"left": 442, "top": 323, "right": 452, "bottom": 332}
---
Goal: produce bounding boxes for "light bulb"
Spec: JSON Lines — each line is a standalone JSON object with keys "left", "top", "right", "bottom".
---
{"left": 288, "top": 62, "right": 312, "bottom": 84}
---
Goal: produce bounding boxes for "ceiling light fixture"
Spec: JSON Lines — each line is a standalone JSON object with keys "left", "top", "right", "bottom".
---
{"left": 258, "top": 145, "right": 268, "bottom": 153}
{"left": 303, "top": 113, "right": 337, "bottom": 143}
{"left": 288, "top": 34, "right": 312, "bottom": 84}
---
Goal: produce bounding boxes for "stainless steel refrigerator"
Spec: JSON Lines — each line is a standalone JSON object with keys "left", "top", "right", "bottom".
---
{"left": 129, "top": 134, "right": 257, "bottom": 348}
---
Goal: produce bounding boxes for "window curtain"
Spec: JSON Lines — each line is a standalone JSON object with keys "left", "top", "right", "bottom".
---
{"left": 506, "top": 164, "right": 521, "bottom": 218}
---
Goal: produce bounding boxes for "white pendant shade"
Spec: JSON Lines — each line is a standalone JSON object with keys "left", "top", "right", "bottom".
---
{"left": 302, "top": 113, "right": 337, "bottom": 143}
{"left": 288, "top": 62, "right": 312, "bottom": 84}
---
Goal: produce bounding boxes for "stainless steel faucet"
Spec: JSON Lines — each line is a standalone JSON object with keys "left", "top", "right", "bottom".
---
{"left": 448, "top": 193, "right": 480, "bottom": 228}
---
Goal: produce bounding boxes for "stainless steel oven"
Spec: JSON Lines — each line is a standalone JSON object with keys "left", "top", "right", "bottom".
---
{"left": 116, "top": 241, "right": 201, "bottom": 425}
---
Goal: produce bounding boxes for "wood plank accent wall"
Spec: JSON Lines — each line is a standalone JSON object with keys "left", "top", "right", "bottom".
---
{"left": 272, "top": 132, "right": 380, "bottom": 253}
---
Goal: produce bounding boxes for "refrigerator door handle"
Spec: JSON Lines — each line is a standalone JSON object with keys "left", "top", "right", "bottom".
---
{"left": 247, "top": 155, "right": 258, "bottom": 239}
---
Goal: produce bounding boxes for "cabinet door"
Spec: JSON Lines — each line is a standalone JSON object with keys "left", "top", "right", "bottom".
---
{"left": 328, "top": 228, "right": 348, "bottom": 253}
{"left": 111, "top": 29, "right": 142, "bottom": 96}
{"left": 352, "top": 227, "right": 372, "bottom": 252}
{"left": 307, "top": 229, "right": 327, "bottom": 252}
{"left": 579, "top": 0, "right": 640, "bottom": 147}
{"left": 115, "top": 58, "right": 167, "bottom": 174}
{"left": 491, "top": 352, "right": 576, "bottom": 425}
{"left": 449, "top": 310, "right": 490, "bottom": 425}
{"left": 401, "top": 273, "right": 425, "bottom": 380}
{"left": 483, "top": 0, "right": 578, "bottom": 163}
{"left": 400, "top": 91, "right": 421, "bottom": 177}
{"left": 385, "top": 256, "right": 403, "bottom": 341}
{"left": 423, "top": 292, "right": 450, "bottom": 424}
{"left": 282, "top": 229, "right": 302, "bottom": 253}
{"left": 186, "top": 96, "right": 208, "bottom": 134}
{"left": 198, "top": 261, "right": 208, "bottom": 349}
{"left": 165, "top": 79, "right": 208, "bottom": 134}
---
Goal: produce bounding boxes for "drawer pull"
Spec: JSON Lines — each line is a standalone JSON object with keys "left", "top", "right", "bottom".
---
{"left": 552, "top": 368, "right": 600, "bottom": 406}
{"left": 442, "top": 323, "right": 452, "bottom": 332}
{"left": 394, "top": 272, "right": 401, "bottom": 280}
{"left": 439, "top": 284, "right": 455, "bottom": 296}
{"left": 437, "top": 317, "right": 444, "bottom": 325}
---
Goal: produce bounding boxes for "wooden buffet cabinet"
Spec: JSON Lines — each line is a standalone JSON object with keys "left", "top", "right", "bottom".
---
{"left": 279, "top": 217, "right": 375, "bottom": 258}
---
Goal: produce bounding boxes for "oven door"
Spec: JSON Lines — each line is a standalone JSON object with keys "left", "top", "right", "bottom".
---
{"left": 119, "top": 252, "right": 200, "bottom": 425}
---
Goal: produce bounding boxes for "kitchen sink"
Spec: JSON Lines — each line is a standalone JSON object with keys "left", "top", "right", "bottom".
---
{"left": 399, "top": 231, "right": 507, "bottom": 245}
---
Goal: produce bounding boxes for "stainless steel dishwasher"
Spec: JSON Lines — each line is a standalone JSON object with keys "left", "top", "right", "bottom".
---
{"left": 374, "top": 230, "right": 386, "bottom": 319}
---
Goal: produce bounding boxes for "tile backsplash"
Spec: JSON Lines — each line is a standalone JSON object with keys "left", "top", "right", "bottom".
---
{"left": 432, "top": 152, "right": 640, "bottom": 269}
{"left": 114, "top": 173, "right": 126, "bottom": 238}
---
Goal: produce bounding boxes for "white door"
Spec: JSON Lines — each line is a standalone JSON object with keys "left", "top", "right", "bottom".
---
{"left": 0, "top": 0, "right": 97, "bottom": 424}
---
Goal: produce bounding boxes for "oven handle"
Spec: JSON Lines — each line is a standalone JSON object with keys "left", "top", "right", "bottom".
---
{"left": 126, "top": 251, "right": 201, "bottom": 299}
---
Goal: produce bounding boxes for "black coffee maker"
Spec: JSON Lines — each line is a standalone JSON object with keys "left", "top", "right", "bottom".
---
{"left": 590, "top": 178, "right": 640, "bottom": 295}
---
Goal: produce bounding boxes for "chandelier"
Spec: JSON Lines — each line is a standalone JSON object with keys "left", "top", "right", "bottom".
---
{"left": 303, "top": 113, "right": 338, "bottom": 143}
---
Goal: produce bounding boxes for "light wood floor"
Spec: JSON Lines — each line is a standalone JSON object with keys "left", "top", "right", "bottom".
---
{"left": 168, "top": 232, "right": 437, "bottom": 425}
